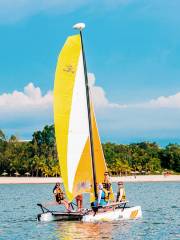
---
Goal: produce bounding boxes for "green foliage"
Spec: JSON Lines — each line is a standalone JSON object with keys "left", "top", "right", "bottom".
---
{"left": 0, "top": 126, "right": 179, "bottom": 176}
{"left": 103, "top": 141, "right": 164, "bottom": 175}
{"left": 0, "top": 126, "right": 60, "bottom": 177}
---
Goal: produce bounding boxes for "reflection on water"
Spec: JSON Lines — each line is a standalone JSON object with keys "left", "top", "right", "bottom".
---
{"left": 55, "top": 221, "right": 134, "bottom": 240}
{"left": 56, "top": 222, "right": 113, "bottom": 240}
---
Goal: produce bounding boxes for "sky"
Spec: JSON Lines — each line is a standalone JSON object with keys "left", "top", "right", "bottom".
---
{"left": 0, "top": 0, "right": 180, "bottom": 146}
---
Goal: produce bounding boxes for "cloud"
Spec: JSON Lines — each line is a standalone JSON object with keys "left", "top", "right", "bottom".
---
{"left": 88, "top": 73, "right": 180, "bottom": 110}
{"left": 0, "top": 0, "right": 130, "bottom": 24}
{"left": 0, "top": 82, "right": 53, "bottom": 112}
{"left": 0, "top": 74, "right": 122, "bottom": 116}
{"left": 1, "top": 76, "right": 180, "bottom": 143}
{"left": 0, "top": 75, "right": 121, "bottom": 138}
{"left": 0, "top": 0, "right": 88, "bottom": 24}
{"left": 88, "top": 73, "right": 126, "bottom": 109}
{"left": 147, "top": 92, "right": 180, "bottom": 108}
{"left": 133, "top": 92, "right": 180, "bottom": 109}
{"left": 0, "top": 82, "right": 53, "bottom": 137}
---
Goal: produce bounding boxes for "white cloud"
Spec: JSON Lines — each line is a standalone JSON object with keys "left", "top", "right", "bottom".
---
{"left": 1, "top": 75, "right": 180, "bottom": 142}
{"left": 133, "top": 92, "right": 180, "bottom": 109}
{"left": 88, "top": 73, "right": 126, "bottom": 109}
{"left": 0, "top": 0, "right": 88, "bottom": 23}
{"left": 147, "top": 92, "right": 180, "bottom": 108}
{"left": 0, "top": 82, "right": 53, "bottom": 114}
{"left": 0, "top": 76, "right": 122, "bottom": 138}
{"left": 1, "top": 76, "right": 180, "bottom": 123}
{"left": 0, "top": 0, "right": 130, "bottom": 24}
{"left": 0, "top": 75, "right": 122, "bottom": 115}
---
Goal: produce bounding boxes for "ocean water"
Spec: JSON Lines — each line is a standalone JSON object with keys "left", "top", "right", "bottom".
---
{"left": 0, "top": 182, "right": 180, "bottom": 240}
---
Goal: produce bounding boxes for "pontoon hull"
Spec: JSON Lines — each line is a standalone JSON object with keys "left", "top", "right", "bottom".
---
{"left": 38, "top": 206, "right": 142, "bottom": 222}
{"left": 83, "top": 206, "right": 142, "bottom": 222}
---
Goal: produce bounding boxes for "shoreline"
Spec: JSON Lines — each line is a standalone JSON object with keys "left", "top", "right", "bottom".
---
{"left": 0, "top": 175, "right": 180, "bottom": 184}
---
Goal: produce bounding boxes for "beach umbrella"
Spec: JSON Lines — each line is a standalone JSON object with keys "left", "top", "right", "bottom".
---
{"left": 25, "top": 172, "right": 30, "bottom": 176}
{"left": 1, "top": 171, "right": 8, "bottom": 176}
{"left": 14, "top": 172, "right": 20, "bottom": 176}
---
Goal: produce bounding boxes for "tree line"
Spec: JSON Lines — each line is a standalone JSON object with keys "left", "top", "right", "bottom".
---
{"left": 0, "top": 125, "right": 179, "bottom": 176}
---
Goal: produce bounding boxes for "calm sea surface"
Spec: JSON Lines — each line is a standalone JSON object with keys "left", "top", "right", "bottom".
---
{"left": 0, "top": 182, "right": 180, "bottom": 240}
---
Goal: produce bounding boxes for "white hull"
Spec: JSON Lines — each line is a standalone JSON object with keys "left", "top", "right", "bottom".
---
{"left": 83, "top": 206, "right": 142, "bottom": 222}
{"left": 38, "top": 206, "right": 142, "bottom": 222}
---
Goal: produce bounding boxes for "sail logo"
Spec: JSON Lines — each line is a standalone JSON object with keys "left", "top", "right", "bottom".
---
{"left": 76, "top": 181, "right": 91, "bottom": 192}
{"left": 63, "top": 64, "right": 75, "bottom": 74}
{"left": 130, "top": 210, "right": 138, "bottom": 219}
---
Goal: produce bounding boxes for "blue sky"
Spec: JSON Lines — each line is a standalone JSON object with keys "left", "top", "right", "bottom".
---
{"left": 0, "top": 0, "right": 180, "bottom": 145}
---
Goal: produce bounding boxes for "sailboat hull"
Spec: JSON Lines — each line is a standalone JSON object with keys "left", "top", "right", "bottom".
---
{"left": 82, "top": 206, "right": 142, "bottom": 222}
{"left": 37, "top": 206, "right": 142, "bottom": 222}
{"left": 37, "top": 212, "right": 84, "bottom": 222}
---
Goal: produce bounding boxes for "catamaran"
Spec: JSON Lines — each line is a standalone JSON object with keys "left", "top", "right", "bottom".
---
{"left": 37, "top": 23, "right": 142, "bottom": 222}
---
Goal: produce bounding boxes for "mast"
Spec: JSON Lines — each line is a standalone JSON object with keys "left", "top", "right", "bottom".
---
{"left": 73, "top": 23, "right": 98, "bottom": 199}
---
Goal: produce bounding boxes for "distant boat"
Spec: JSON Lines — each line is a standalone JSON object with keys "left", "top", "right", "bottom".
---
{"left": 37, "top": 23, "right": 142, "bottom": 222}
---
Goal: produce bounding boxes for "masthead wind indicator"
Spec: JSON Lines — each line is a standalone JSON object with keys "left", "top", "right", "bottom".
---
{"left": 73, "top": 23, "right": 85, "bottom": 30}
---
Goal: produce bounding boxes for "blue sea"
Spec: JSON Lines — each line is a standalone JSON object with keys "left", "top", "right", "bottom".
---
{"left": 0, "top": 182, "right": 180, "bottom": 240}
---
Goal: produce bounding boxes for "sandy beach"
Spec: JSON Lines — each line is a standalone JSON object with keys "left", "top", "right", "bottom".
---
{"left": 0, "top": 175, "right": 179, "bottom": 184}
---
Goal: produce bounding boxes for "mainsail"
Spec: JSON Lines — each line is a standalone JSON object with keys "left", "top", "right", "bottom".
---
{"left": 54, "top": 34, "right": 108, "bottom": 202}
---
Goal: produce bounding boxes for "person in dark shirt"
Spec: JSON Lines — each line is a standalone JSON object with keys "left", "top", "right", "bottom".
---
{"left": 53, "top": 183, "right": 71, "bottom": 211}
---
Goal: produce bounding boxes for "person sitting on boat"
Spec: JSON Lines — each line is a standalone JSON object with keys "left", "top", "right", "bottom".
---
{"left": 91, "top": 183, "right": 109, "bottom": 209}
{"left": 53, "top": 183, "right": 71, "bottom": 211}
{"left": 75, "top": 194, "right": 83, "bottom": 212}
{"left": 102, "top": 171, "right": 113, "bottom": 201}
{"left": 116, "top": 181, "right": 126, "bottom": 202}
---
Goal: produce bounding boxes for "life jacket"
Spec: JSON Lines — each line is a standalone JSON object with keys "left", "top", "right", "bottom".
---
{"left": 119, "top": 188, "right": 126, "bottom": 201}
{"left": 102, "top": 180, "right": 113, "bottom": 201}
{"left": 55, "top": 188, "right": 64, "bottom": 203}
{"left": 102, "top": 181, "right": 111, "bottom": 191}
{"left": 121, "top": 189, "right": 126, "bottom": 201}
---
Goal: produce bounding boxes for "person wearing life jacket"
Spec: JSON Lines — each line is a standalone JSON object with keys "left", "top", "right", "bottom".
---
{"left": 116, "top": 181, "right": 126, "bottom": 202}
{"left": 53, "top": 183, "right": 71, "bottom": 211}
{"left": 75, "top": 194, "right": 83, "bottom": 212}
{"left": 91, "top": 183, "right": 109, "bottom": 208}
{"left": 102, "top": 172, "right": 113, "bottom": 201}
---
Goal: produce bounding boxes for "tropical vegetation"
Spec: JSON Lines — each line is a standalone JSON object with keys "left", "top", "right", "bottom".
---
{"left": 0, "top": 126, "right": 180, "bottom": 176}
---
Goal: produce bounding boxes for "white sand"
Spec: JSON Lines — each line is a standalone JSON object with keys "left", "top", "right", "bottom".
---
{"left": 0, "top": 175, "right": 179, "bottom": 184}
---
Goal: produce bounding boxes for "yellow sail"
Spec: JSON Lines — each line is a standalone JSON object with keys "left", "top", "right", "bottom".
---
{"left": 91, "top": 104, "right": 106, "bottom": 183}
{"left": 54, "top": 34, "right": 112, "bottom": 202}
{"left": 91, "top": 103, "right": 114, "bottom": 201}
